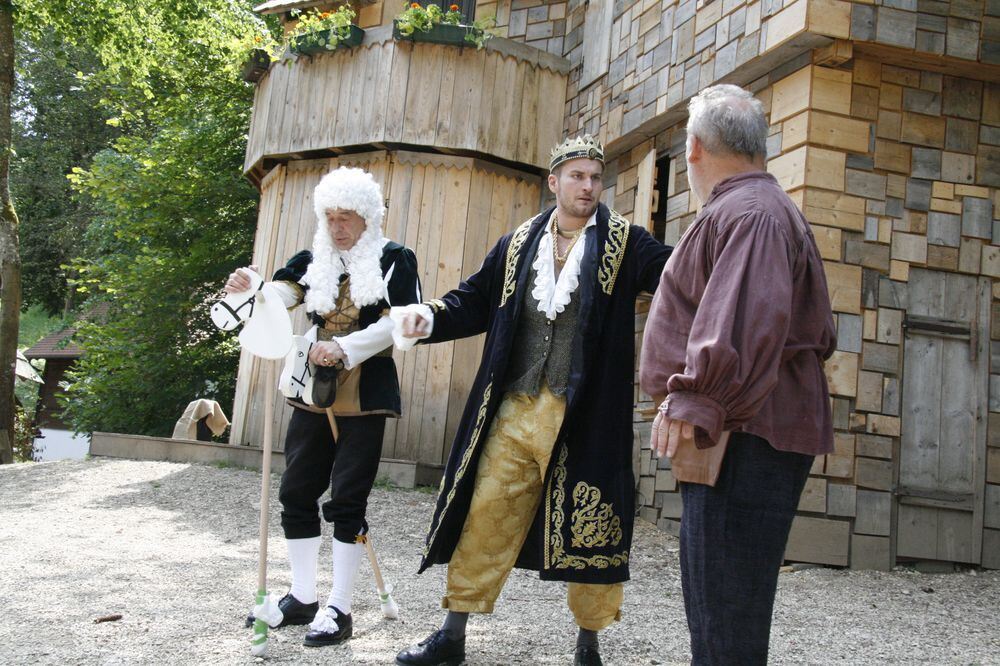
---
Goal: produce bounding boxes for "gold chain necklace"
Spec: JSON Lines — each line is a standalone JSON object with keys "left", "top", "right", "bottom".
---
{"left": 551, "top": 212, "right": 583, "bottom": 264}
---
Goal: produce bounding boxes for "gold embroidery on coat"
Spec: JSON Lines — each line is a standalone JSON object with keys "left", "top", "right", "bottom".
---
{"left": 570, "top": 482, "right": 623, "bottom": 549}
{"left": 500, "top": 220, "right": 534, "bottom": 308}
{"left": 424, "top": 381, "right": 493, "bottom": 556}
{"left": 545, "top": 447, "right": 629, "bottom": 570}
{"left": 598, "top": 211, "right": 630, "bottom": 296}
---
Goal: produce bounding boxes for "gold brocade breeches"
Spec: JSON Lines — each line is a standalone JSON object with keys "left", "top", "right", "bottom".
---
{"left": 444, "top": 385, "right": 623, "bottom": 631}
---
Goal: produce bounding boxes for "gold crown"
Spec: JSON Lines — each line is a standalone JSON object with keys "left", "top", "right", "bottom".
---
{"left": 549, "top": 134, "right": 605, "bottom": 171}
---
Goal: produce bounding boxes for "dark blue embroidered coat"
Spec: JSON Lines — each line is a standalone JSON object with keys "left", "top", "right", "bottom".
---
{"left": 417, "top": 203, "right": 670, "bottom": 584}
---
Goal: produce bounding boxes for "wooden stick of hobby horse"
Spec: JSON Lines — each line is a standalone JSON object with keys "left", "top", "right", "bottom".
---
{"left": 250, "top": 360, "right": 276, "bottom": 657}
{"left": 324, "top": 407, "right": 340, "bottom": 440}
{"left": 363, "top": 533, "right": 399, "bottom": 619}
{"left": 258, "top": 360, "right": 276, "bottom": 591}
{"left": 324, "top": 407, "right": 398, "bottom": 619}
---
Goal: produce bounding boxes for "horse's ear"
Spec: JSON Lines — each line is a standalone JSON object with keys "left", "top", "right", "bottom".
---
{"left": 210, "top": 269, "right": 266, "bottom": 331}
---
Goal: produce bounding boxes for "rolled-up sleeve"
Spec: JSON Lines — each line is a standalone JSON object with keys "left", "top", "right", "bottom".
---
{"left": 663, "top": 212, "right": 795, "bottom": 448}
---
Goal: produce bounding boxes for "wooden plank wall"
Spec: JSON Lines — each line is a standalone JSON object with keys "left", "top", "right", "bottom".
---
{"left": 230, "top": 152, "right": 542, "bottom": 469}
{"left": 244, "top": 37, "right": 567, "bottom": 173}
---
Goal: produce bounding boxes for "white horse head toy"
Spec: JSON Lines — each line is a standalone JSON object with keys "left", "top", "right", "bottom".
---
{"left": 211, "top": 269, "right": 293, "bottom": 360}
{"left": 278, "top": 327, "right": 317, "bottom": 400}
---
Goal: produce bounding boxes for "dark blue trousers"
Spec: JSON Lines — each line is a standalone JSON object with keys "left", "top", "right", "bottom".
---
{"left": 679, "top": 432, "right": 813, "bottom": 665}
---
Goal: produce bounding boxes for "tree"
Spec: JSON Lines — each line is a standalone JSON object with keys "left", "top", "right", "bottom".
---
{"left": 3, "top": 0, "right": 276, "bottom": 441}
{"left": 60, "top": 110, "right": 258, "bottom": 435}
{"left": 1, "top": 0, "right": 21, "bottom": 464}
{"left": 12, "top": 36, "right": 118, "bottom": 314}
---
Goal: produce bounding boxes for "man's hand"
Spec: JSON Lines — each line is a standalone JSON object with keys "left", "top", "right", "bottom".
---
{"left": 650, "top": 410, "right": 695, "bottom": 458}
{"left": 399, "top": 312, "right": 431, "bottom": 338}
{"left": 224, "top": 265, "right": 260, "bottom": 294}
{"left": 309, "top": 340, "right": 346, "bottom": 368}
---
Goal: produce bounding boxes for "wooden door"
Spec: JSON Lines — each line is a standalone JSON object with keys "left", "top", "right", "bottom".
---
{"left": 897, "top": 268, "right": 990, "bottom": 564}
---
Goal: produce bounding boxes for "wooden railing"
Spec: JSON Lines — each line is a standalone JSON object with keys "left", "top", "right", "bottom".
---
{"left": 244, "top": 25, "right": 570, "bottom": 175}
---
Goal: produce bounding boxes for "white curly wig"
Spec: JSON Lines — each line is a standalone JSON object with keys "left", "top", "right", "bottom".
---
{"left": 302, "top": 167, "right": 387, "bottom": 314}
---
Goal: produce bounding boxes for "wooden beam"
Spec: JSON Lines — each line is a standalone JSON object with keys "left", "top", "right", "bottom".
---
{"left": 632, "top": 144, "right": 657, "bottom": 233}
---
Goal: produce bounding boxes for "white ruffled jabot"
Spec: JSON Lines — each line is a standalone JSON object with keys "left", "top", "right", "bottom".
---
{"left": 531, "top": 211, "right": 596, "bottom": 320}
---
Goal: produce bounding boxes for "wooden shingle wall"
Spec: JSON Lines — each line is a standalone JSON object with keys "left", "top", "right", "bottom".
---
{"left": 561, "top": 0, "right": 853, "bottom": 150}
{"left": 600, "top": 55, "right": 999, "bottom": 569}
{"left": 487, "top": 0, "right": 570, "bottom": 57}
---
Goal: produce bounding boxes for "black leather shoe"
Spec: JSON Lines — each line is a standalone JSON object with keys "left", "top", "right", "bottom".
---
{"left": 574, "top": 645, "right": 603, "bottom": 666}
{"left": 395, "top": 629, "right": 466, "bottom": 665}
{"left": 303, "top": 606, "right": 353, "bottom": 647}
{"left": 244, "top": 593, "right": 319, "bottom": 628}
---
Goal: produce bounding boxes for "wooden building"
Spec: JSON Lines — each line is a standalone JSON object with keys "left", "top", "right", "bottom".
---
{"left": 233, "top": 0, "right": 1000, "bottom": 569}
{"left": 23, "top": 328, "right": 89, "bottom": 460}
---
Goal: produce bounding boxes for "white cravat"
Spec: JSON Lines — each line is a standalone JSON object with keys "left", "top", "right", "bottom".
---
{"left": 531, "top": 211, "right": 596, "bottom": 320}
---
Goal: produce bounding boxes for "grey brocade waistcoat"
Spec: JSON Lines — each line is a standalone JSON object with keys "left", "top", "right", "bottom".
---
{"left": 502, "top": 263, "right": 580, "bottom": 397}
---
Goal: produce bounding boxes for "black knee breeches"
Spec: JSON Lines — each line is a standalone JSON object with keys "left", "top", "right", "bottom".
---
{"left": 278, "top": 408, "right": 386, "bottom": 543}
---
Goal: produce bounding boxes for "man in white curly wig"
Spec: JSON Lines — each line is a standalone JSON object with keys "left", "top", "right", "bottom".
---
{"left": 225, "top": 166, "right": 421, "bottom": 648}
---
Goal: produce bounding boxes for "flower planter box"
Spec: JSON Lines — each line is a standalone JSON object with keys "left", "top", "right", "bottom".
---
{"left": 290, "top": 24, "right": 365, "bottom": 56}
{"left": 241, "top": 48, "right": 272, "bottom": 83}
{"left": 392, "top": 20, "right": 473, "bottom": 47}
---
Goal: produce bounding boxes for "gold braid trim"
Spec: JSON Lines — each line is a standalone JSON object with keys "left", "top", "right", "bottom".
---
{"left": 545, "top": 446, "right": 629, "bottom": 570}
{"left": 423, "top": 381, "right": 493, "bottom": 556}
{"left": 424, "top": 299, "right": 447, "bottom": 314}
{"left": 499, "top": 219, "right": 534, "bottom": 308}
{"left": 598, "top": 211, "right": 630, "bottom": 296}
{"left": 571, "top": 482, "right": 623, "bottom": 549}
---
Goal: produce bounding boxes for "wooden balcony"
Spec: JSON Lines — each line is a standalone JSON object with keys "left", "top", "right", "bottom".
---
{"left": 243, "top": 25, "right": 570, "bottom": 177}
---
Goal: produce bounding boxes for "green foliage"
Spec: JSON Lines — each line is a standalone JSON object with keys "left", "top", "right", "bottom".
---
{"left": 288, "top": 5, "right": 358, "bottom": 55}
{"left": 12, "top": 404, "right": 39, "bottom": 462}
{"left": 17, "top": 303, "right": 65, "bottom": 348}
{"left": 59, "top": 108, "right": 257, "bottom": 436}
{"left": 373, "top": 475, "right": 400, "bottom": 490}
{"left": 12, "top": 36, "right": 118, "bottom": 314}
{"left": 7, "top": 0, "right": 276, "bottom": 436}
{"left": 393, "top": 2, "right": 495, "bottom": 48}
{"left": 14, "top": 0, "right": 272, "bottom": 128}
{"left": 394, "top": 2, "right": 452, "bottom": 34}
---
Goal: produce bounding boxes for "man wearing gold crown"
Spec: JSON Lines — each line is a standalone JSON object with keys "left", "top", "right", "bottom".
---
{"left": 390, "top": 136, "right": 671, "bottom": 666}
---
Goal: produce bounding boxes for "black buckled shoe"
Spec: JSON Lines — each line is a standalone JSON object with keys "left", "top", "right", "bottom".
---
{"left": 244, "top": 592, "right": 319, "bottom": 628}
{"left": 395, "top": 629, "right": 466, "bottom": 665}
{"left": 574, "top": 645, "right": 604, "bottom": 666}
{"left": 303, "top": 605, "right": 353, "bottom": 647}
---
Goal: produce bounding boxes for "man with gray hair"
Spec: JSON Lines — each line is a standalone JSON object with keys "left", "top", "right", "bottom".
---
{"left": 640, "top": 84, "right": 836, "bottom": 663}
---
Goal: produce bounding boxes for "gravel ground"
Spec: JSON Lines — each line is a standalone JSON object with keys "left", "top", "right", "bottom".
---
{"left": 1, "top": 458, "right": 998, "bottom": 665}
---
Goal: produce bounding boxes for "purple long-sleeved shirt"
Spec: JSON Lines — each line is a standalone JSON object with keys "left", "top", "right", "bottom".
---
{"left": 640, "top": 171, "right": 837, "bottom": 456}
